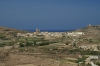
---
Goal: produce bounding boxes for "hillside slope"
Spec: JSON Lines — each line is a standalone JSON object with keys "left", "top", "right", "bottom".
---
{"left": 0, "top": 26, "right": 26, "bottom": 38}
{"left": 76, "top": 25, "right": 100, "bottom": 35}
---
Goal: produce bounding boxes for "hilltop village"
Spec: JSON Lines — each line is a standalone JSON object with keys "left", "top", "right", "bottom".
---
{"left": 17, "top": 29, "right": 85, "bottom": 39}
{"left": 0, "top": 24, "right": 100, "bottom": 66}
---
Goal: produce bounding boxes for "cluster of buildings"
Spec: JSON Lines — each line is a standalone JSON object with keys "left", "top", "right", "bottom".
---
{"left": 85, "top": 56, "right": 99, "bottom": 66}
{"left": 66, "top": 32, "right": 85, "bottom": 37}
{"left": 79, "top": 45, "right": 99, "bottom": 51}
{"left": 40, "top": 32, "right": 63, "bottom": 39}
{"left": 17, "top": 29, "right": 85, "bottom": 39}
{"left": 17, "top": 33, "right": 34, "bottom": 37}
{"left": 17, "top": 32, "right": 63, "bottom": 39}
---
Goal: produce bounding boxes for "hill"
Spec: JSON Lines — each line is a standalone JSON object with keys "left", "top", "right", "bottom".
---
{"left": 76, "top": 25, "right": 100, "bottom": 35}
{"left": 0, "top": 26, "right": 26, "bottom": 38}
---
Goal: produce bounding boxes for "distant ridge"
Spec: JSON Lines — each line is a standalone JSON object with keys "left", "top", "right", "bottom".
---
{"left": 0, "top": 26, "right": 26, "bottom": 35}
{"left": 0, "top": 26, "right": 26, "bottom": 31}
{"left": 75, "top": 25, "right": 100, "bottom": 34}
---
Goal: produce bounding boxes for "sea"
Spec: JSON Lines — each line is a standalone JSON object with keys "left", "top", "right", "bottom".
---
{"left": 25, "top": 29, "right": 75, "bottom": 32}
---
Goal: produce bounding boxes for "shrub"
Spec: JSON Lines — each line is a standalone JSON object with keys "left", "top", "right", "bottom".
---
{"left": 19, "top": 43, "right": 24, "bottom": 47}
{"left": 96, "top": 62, "right": 100, "bottom": 66}
{"left": 76, "top": 56, "right": 87, "bottom": 63}
{"left": 26, "top": 42, "right": 33, "bottom": 46}
{"left": 69, "top": 48, "right": 80, "bottom": 53}
{"left": 39, "top": 41, "right": 49, "bottom": 46}
{"left": 0, "top": 33, "right": 6, "bottom": 39}
{"left": 66, "top": 41, "right": 71, "bottom": 45}
{"left": 80, "top": 50, "right": 99, "bottom": 55}
{"left": 0, "top": 44, "right": 6, "bottom": 47}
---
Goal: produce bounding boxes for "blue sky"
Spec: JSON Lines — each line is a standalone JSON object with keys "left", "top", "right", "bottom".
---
{"left": 0, "top": 0, "right": 100, "bottom": 30}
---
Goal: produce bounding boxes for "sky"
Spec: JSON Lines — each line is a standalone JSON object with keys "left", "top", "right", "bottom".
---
{"left": 0, "top": 0, "right": 100, "bottom": 30}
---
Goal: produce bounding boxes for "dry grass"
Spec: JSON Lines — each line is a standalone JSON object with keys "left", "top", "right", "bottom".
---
{"left": 0, "top": 51, "right": 9, "bottom": 62}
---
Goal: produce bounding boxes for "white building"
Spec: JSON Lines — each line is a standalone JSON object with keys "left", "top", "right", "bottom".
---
{"left": 67, "top": 32, "right": 85, "bottom": 36}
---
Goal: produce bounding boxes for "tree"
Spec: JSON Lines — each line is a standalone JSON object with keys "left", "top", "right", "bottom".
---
{"left": 26, "top": 42, "right": 33, "bottom": 46}
{"left": 34, "top": 41, "right": 36, "bottom": 45}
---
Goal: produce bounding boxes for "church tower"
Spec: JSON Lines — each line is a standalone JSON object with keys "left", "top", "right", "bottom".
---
{"left": 36, "top": 29, "right": 40, "bottom": 34}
